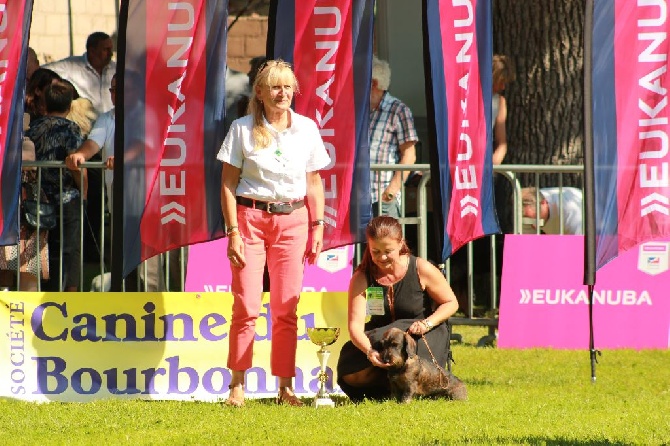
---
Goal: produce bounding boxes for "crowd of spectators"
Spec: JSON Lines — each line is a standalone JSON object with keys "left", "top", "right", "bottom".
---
{"left": 7, "top": 32, "right": 167, "bottom": 291}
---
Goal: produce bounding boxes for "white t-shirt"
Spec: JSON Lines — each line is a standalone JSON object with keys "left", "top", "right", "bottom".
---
{"left": 88, "top": 109, "right": 115, "bottom": 212}
{"left": 217, "top": 109, "right": 331, "bottom": 201}
{"left": 541, "top": 187, "right": 583, "bottom": 235}
{"left": 45, "top": 54, "right": 116, "bottom": 114}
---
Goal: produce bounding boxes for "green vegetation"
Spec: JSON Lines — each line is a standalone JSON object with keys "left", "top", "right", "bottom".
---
{"left": 1, "top": 327, "right": 668, "bottom": 445}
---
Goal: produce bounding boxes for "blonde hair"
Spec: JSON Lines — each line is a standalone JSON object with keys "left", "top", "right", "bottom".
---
{"left": 248, "top": 59, "right": 299, "bottom": 149}
{"left": 67, "top": 97, "right": 98, "bottom": 137}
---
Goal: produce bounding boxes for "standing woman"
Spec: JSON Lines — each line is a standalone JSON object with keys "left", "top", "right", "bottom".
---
{"left": 217, "top": 60, "right": 331, "bottom": 407}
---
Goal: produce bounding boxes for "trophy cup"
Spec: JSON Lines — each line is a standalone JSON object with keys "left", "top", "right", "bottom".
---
{"left": 306, "top": 327, "right": 340, "bottom": 408}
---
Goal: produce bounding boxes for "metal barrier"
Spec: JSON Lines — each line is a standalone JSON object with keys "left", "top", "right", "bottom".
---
{"left": 3, "top": 160, "right": 97, "bottom": 291}
{"left": 446, "top": 164, "right": 585, "bottom": 346}
{"left": 2, "top": 160, "right": 585, "bottom": 317}
{"left": 496, "top": 164, "right": 585, "bottom": 235}
{"left": 2, "top": 160, "right": 186, "bottom": 292}
{"left": 366, "top": 163, "right": 585, "bottom": 347}
{"left": 370, "top": 163, "right": 431, "bottom": 259}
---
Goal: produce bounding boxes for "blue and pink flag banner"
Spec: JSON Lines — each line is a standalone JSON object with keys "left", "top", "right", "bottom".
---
{"left": 499, "top": 235, "right": 670, "bottom": 349}
{"left": 122, "top": 0, "right": 227, "bottom": 276}
{"left": 424, "top": 0, "right": 498, "bottom": 261}
{"left": 269, "top": 0, "right": 374, "bottom": 249}
{"left": 591, "top": 0, "right": 670, "bottom": 270}
{"left": 0, "top": 1, "right": 33, "bottom": 246}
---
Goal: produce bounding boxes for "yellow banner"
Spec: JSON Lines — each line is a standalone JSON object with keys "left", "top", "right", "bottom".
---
{"left": 0, "top": 292, "right": 349, "bottom": 402}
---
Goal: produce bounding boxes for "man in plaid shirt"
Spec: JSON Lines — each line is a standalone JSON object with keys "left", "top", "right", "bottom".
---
{"left": 369, "top": 57, "right": 418, "bottom": 218}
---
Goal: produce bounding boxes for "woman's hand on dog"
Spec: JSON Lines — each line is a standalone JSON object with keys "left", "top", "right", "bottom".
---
{"left": 408, "top": 320, "right": 430, "bottom": 336}
{"left": 367, "top": 349, "right": 390, "bottom": 369}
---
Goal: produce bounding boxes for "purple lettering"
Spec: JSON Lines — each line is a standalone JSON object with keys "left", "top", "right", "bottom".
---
{"left": 31, "top": 303, "right": 68, "bottom": 341}
{"left": 34, "top": 356, "right": 68, "bottom": 394}
{"left": 165, "top": 356, "right": 198, "bottom": 394}
{"left": 71, "top": 368, "right": 102, "bottom": 394}
{"left": 199, "top": 313, "right": 227, "bottom": 341}
{"left": 201, "top": 368, "right": 229, "bottom": 394}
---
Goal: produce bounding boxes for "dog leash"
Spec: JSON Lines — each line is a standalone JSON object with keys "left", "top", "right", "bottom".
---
{"left": 419, "top": 333, "right": 452, "bottom": 390}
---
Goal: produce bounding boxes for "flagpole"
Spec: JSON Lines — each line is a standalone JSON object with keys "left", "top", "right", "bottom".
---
{"left": 587, "top": 285, "right": 600, "bottom": 382}
{"left": 266, "top": 0, "right": 277, "bottom": 58}
{"left": 111, "top": 0, "right": 129, "bottom": 292}
{"left": 583, "top": 0, "right": 599, "bottom": 382}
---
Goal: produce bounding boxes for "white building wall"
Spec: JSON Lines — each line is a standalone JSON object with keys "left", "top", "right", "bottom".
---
{"left": 28, "top": 0, "right": 119, "bottom": 64}
{"left": 375, "top": 0, "right": 429, "bottom": 161}
{"left": 26, "top": 1, "right": 264, "bottom": 73}
{"left": 376, "top": 0, "right": 426, "bottom": 119}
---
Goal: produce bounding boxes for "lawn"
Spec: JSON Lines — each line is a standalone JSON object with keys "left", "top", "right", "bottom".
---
{"left": 1, "top": 327, "right": 668, "bottom": 445}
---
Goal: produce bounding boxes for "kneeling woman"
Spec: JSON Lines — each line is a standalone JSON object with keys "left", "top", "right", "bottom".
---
{"left": 337, "top": 216, "right": 460, "bottom": 401}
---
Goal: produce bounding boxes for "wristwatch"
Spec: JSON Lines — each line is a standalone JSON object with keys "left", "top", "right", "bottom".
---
{"left": 311, "top": 219, "right": 325, "bottom": 228}
{"left": 422, "top": 319, "right": 434, "bottom": 330}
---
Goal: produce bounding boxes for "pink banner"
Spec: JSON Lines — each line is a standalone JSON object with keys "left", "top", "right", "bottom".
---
{"left": 499, "top": 235, "right": 670, "bottom": 349}
{"left": 292, "top": 2, "right": 358, "bottom": 247}
{"left": 140, "top": 0, "right": 208, "bottom": 253}
{"left": 0, "top": 2, "right": 25, "bottom": 155}
{"left": 185, "top": 240, "right": 354, "bottom": 292}
{"left": 614, "top": 0, "right": 670, "bottom": 253}
{"left": 0, "top": 0, "right": 31, "bottom": 243}
{"left": 122, "top": 0, "right": 227, "bottom": 276}
{"left": 438, "top": 0, "right": 489, "bottom": 252}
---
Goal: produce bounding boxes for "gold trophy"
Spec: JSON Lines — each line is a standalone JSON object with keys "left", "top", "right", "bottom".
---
{"left": 306, "top": 327, "right": 340, "bottom": 408}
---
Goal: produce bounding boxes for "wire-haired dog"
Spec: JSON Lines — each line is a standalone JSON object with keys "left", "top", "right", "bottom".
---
{"left": 380, "top": 327, "right": 467, "bottom": 403}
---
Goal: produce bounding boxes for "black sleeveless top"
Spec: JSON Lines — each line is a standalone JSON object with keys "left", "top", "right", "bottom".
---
{"left": 364, "top": 255, "right": 433, "bottom": 330}
{"left": 337, "top": 255, "right": 451, "bottom": 392}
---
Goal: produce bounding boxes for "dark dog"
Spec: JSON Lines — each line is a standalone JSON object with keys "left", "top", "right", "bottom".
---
{"left": 380, "top": 327, "right": 467, "bottom": 403}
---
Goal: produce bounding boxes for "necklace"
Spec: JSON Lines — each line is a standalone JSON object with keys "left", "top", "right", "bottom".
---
{"left": 273, "top": 133, "right": 284, "bottom": 159}
{"left": 387, "top": 284, "right": 396, "bottom": 321}
{"left": 265, "top": 111, "right": 290, "bottom": 157}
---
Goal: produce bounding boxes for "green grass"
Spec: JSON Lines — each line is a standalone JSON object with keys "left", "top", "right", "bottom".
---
{"left": 1, "top": 327, "right": 668, "bottom": 445}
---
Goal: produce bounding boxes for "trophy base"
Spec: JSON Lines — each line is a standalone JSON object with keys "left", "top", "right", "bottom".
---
{"left": 313, "top": 397, "right": 336, "bottom": 408}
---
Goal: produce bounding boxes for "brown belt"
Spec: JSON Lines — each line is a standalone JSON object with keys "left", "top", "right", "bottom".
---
{"left": 236, "top": 196, "right": 305, "bottom": 214}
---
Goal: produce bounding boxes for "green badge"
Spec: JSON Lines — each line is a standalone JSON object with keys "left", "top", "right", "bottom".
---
{"left": 366, "top": 286, "right": 385, "bottom": 316}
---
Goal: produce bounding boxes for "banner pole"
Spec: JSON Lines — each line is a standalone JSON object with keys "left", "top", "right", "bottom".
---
{"left": 266, "top": 0, "right": 277, "bottom": 58}
{"left": 583, "top": 0, "right": 600, "bottom": 382}
{"left": 587, "top": 285, "right": 601, "bottom": 382}
{"left": 111, "top": 0, "right": 129, "bottom": 292}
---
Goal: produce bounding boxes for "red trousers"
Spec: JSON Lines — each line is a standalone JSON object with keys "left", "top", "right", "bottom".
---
{"left": 227, "top": 204, "right": 308, "bottom": 377}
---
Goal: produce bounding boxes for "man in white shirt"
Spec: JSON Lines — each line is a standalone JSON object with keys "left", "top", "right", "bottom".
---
{"left": 521, "top": 187, "right": 583, "bottom": 235}
{"left": 50, "top": 32, "right": 115, "bottom": 265}
{"left": 45, "top": 32, "right": 116, "bottom": 115}
{"left": 65, "top": 75, "right": 115, "bottom": 212}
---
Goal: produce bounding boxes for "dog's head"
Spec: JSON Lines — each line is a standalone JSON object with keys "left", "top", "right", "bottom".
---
{"left": 380, "top": 327, "right": 418, "bottom": 370}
